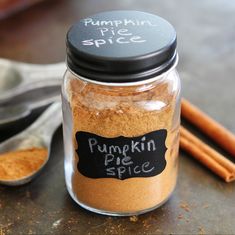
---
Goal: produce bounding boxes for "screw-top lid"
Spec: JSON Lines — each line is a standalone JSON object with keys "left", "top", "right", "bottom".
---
{"left": 66, "top": 10, "right": 177, "bottom": 83}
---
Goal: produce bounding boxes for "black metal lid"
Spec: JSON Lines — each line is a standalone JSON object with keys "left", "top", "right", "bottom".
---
{"left": 66, "top": 10, "right": 177, "bottom": 83}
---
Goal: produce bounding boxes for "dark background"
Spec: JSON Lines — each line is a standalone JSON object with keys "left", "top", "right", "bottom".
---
{"left": 0, "top": 0, "right": 235, "bottom": 234}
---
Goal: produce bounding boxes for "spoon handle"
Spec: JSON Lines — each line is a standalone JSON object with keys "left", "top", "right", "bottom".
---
{"left": 0, "top": 95, "right": 60, "bottom": 127}
{"left": 28, "top": 94, "right": 61, "bottom": 110}
{"left": 0, "top": 62, "right": 66, "bottom": 103}
{"left": 28, "top": 102, "right": 62, "bottom": 143}
{"left": 17, "top": 62, "right": 66, "bottom": 83}
{"left": 14, "top": 62, "right": 65, "bottom": 94}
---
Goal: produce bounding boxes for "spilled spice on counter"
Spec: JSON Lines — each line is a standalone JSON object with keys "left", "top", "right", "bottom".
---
{"left": 198, "top": 226, "right": 206, "bottom": 235}
{"left": 0, "top": 148, "right": 47, "bottom": 180}
{"left": 180, "top": 202, "right": 191, "bottom": 212}
{"left": 129, "top": 215, "right": 138, "bottom": 222}
{"left": 177, "top": 214, "right": 183, "bottom": 220}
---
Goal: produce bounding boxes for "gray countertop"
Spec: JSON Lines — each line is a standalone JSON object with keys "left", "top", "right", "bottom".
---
{"left": 0, "top": 0, "right": 234, "bottom": 234}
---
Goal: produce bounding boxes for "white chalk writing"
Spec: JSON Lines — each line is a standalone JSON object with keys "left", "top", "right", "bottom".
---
{"left": 88, "top": 136, "right": 156, "bottom": 155}
{"left": 81, "top": 17, "right": 153, "bottom": 48}
{"left": 88, "top": 136, "right": 156, "bottom": 179}
{"left": 83, "top": 18, "right": 157, "bottom": 27}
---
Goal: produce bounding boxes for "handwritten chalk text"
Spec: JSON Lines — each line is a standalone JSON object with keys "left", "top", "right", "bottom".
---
{"left": 83, "top": 18, "right": 157, "bottom": 27}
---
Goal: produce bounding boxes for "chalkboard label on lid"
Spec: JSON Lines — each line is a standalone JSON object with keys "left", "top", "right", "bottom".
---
{"left": 67, "top": 11, "right": 177, "bottom": 82}
{"left": 68, "top": 11, "right": 176, "bottom": 59}
{"left": 75, "top": 130, "right": 167, "bottom": 180}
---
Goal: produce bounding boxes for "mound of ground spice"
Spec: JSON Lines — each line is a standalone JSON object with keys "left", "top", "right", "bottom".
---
{"left": 66, "top": 73, "right": 180, "bottom": 213}
{"left": 0, "top": 148, "right": 47, "bottom": 180}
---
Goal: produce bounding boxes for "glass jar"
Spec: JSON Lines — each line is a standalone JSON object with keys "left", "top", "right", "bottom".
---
{"left": 62, "top": 10, "right": 181, "bottom": 216}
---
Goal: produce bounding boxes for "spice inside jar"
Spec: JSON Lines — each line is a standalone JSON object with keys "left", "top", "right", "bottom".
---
{"left": 62, "top": 10, "right": 181, "bottom": 216}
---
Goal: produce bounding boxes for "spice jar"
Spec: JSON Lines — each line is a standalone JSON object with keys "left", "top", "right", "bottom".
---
{"left": 62, "top": 10, "right": 181, "bottom": 216}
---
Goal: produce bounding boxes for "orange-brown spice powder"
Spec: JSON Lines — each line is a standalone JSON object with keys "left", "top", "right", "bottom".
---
{"left": 67, "top": 76, "right": 179, "bottom": 213}
{"left": 0, "top": 148, "right": 47, "bottom": 180}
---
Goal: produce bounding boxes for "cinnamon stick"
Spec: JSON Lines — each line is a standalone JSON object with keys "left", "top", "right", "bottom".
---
{"left": 180, "top": 126, "right": 235, "bottom": 182}
{"left": 181, "top": 98, "right": 235, "bottom": 157}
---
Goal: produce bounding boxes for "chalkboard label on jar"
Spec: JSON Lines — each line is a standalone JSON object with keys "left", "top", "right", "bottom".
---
{"left": 75, "top": 130, "right": 167, "bottom": 180}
